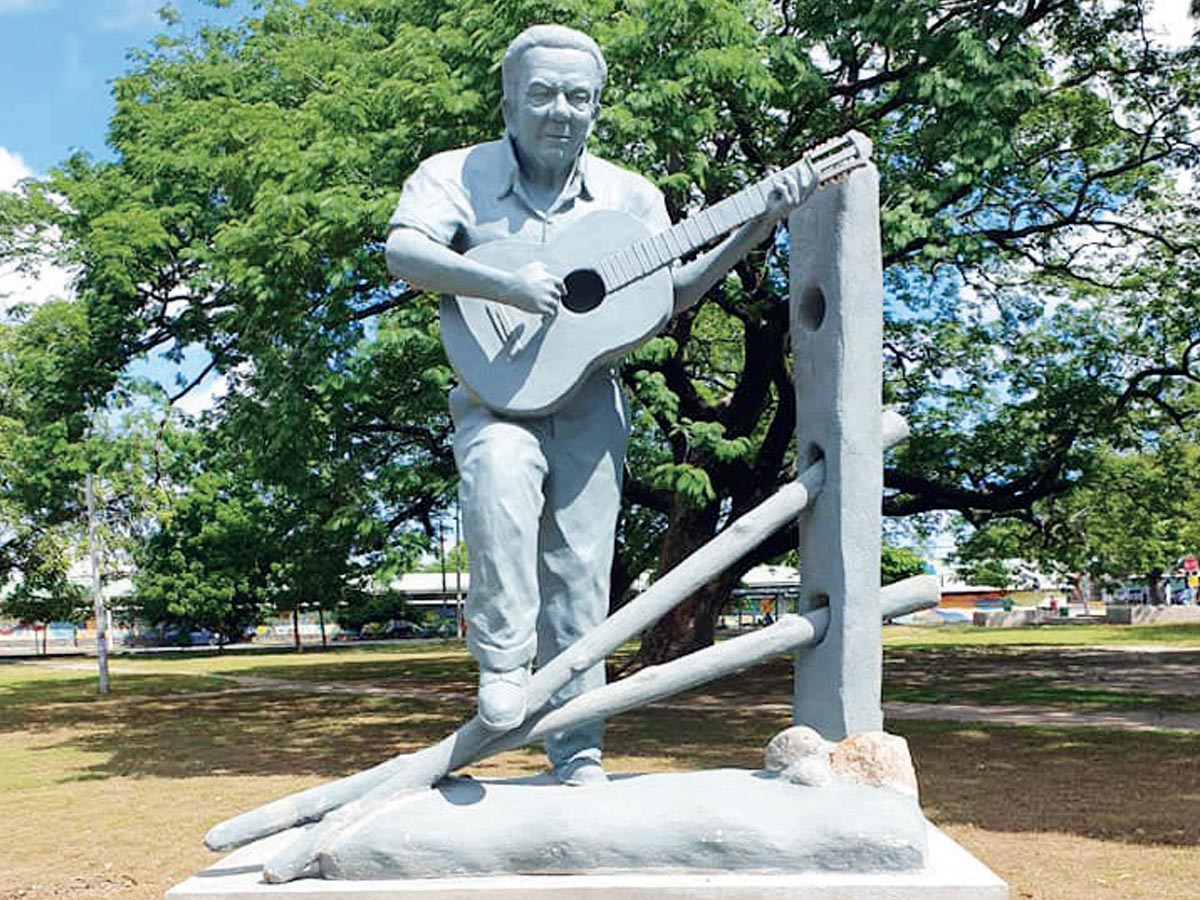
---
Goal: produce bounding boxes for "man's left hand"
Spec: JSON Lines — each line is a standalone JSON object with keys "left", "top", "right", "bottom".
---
{"left": 763, "top": 161, "right": 818, "bottom": 220}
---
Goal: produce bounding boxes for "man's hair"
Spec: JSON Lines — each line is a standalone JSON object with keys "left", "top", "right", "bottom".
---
{"left": 501, "top": 25, "right": 607, "bottom": 101}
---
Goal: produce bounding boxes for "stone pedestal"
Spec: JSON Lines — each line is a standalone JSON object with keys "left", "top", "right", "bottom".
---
{"left": 168, "top": 821, "right": 1006, "bottom": 900}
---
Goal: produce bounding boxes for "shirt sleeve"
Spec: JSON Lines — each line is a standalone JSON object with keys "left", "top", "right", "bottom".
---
{"left": 388, "top": 158, "right": 464, "bottom": 247}
{"left": 640, "top": 186, "right": 672, "bottom": 235}
{"left": 621, "top": 175, "right": 672, "bottom": 236}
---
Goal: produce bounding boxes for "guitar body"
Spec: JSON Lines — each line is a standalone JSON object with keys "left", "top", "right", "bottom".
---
{"left": 440, "top": 209, "right": 674, "bottom": 417}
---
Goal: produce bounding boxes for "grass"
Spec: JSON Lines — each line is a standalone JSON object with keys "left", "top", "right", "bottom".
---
{"left": 883, "top": 620, "right": 1200, "bottom": 647}
{"left": 1, "top": 632, "right": 1198, "bottom": 900}
{"left": 881, "top": 642, "right": 1200, "bottom": 712}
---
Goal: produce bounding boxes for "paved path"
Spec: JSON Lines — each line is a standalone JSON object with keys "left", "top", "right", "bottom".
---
{"left": 881, "top": 700, "right": 1200, "bottom": 733}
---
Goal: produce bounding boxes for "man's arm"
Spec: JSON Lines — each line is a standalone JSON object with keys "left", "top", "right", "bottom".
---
{"left": 671, "top": 166, "right": 815, "bottom": 316}
{"left": 385, "top": 227, "right": 563, "bottom": 317}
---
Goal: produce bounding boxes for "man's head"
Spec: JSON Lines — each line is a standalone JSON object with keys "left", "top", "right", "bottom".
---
{"left": 501, "top": 25, "right": 606, "bottom": 176}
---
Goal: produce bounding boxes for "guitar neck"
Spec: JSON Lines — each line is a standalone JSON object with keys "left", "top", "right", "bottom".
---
{"left": 594, "top": 131, "right": 870, "bottom": 292}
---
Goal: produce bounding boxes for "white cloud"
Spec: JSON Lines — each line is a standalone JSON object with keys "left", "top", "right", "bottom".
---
{"left": 0, "top": 145, "right": 31, "bottom": 190}
{"left": 0, "top": 0, "right": 57, "bottom": 13}
{"left": 175, "top": 371, "right": 229, "bottom": 417}
{"left": 98, "top": 0, "right": 165, "bottom": 31}
{"left": 0, "top": 146, "right": 74, "bottom": 317}
{"left": 1144, "top": 0, "right": 1197, "bottom": 49}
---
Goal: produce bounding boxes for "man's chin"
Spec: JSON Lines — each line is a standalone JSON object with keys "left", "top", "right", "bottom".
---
{"left": 533, "top": 144, "right": 580, "bottom": 168}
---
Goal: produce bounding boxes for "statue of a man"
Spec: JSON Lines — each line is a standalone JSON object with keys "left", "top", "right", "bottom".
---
{"left": 386, "top": 24, "right": 811, "bottom": 786}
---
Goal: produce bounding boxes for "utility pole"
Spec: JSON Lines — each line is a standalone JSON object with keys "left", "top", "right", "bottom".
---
{"left": 86, "top": 471, "right": 110, "bottom": 694}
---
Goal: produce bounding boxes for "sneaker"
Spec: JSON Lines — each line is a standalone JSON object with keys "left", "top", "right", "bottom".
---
{"left": 477, "top": 666, "right": 529, "bottom": 731}
{"left": 553, "top": 756, "right": 608, "bottom": 787}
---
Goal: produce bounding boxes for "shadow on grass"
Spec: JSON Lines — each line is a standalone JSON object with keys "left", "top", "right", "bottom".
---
{"left": 895, "top": 721, "right": 1200, "bottom": 848}
{"left": 0, "top": 664, "right": 474, "bottom": 782}
{"left": 883, "top": 645, "right": 1200, "bottom": 709}
{"left": 4, "top": 649, "right": 1198, "bottom": 851}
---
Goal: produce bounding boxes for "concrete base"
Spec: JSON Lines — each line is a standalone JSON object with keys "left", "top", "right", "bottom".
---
{"left": 1106, "top": 604, "right": 1200, "bottom": 625}
{"left": 168, "top": 822, "right": 1007, "bottom": 899}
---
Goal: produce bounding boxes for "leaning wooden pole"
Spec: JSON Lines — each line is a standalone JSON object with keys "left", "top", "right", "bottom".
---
{"left": 207, "top": 413, "right": 908, "bottom": 866}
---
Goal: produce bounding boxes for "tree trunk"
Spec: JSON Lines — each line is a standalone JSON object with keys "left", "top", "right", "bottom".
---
{"left": 292, "top": 606, "right": 302, "bottom": 652}
{"left": 635, "top": 499, "right": 741, "bottom": 665}
{"left": 318, "top": 606, "right": 327, "bottom": 648}
{"left": 1148, "top": 570, "right": 1166, "bottom": 605}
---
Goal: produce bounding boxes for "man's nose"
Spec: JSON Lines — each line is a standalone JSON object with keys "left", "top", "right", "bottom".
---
{"left": 548, "top": 91, "right": 571, "bottom": 118}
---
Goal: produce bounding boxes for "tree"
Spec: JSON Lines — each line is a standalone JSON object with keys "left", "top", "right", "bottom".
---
{"left": 0, "top": 529, "right": 89, "bottom": 654}
{"left": 958, "top": 440, "right": 1200, "bottom": 603}
{"left": 2, "top": 0, "right": 1197, "bottom": 664}
{"left": 133, "top": 459, "right": 277, "bottom": 644}
{"left": 880, "top": 542, "right": 926, "bottom": 587}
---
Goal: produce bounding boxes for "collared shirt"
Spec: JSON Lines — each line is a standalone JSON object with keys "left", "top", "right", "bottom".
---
{"left": 389, "top": 137, "right": 671, "bottom": 252}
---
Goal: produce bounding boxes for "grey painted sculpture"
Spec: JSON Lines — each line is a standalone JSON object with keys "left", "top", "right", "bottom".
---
{"left": 201, "top": 24, "right": 925, "bottom": 884}
{"left": 384, "top": 23, "right": 815, "bottom": 784}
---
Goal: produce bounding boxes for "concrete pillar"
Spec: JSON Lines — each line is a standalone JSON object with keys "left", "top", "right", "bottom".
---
{"left": 788, "top": 166, "right": 884, "bottom": 740}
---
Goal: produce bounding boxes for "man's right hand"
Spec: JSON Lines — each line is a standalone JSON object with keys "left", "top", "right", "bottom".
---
{"left": 502, "top": 262, "right": 564, "bottom": 317}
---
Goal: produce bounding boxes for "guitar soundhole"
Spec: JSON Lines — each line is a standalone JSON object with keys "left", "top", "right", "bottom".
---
{"left": 562, "top": 269, "right": 607, "bottom": 313}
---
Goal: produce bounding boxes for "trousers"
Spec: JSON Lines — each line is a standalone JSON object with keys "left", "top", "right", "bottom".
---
{"left": 451, "top": 372, "right": 629, "bottom": 769}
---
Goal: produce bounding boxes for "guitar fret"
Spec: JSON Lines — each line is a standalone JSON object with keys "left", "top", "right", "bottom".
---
{"left": 606, "top": 253, "right": 625, "bottom": 287}
{"left": 638, "top": 240, "right": 657, "bottom": 274}
{"left": 706, "top": 203, "right": 727, "bottom": 238}
{"left": 648, "top": 237, "right": 667, "bottom": 270}
{"left": 634, "top": 241, "right": 654, "bottom": 275}
{"left": 655, "top": 233, "right": 673, "bottom": 266}
{"left": 715, "top": 198, "right": 738, "bottom": 234}
{"left": 665, "top": 224, "right": 687, "bottom": 259}
{"left": 620, "top": 248, "right": 640, "bottom": 281}
{"left": 624, "top": 243, "right": 643, "bottom": 278}
{"left": 613, "top": 251, "right": 632, "bottom": 285}
{"left": 733, "top": 191, "right": 753, "bottom": 225}
{"left": 597, "top": 258, "right": 618, "bottom": 290}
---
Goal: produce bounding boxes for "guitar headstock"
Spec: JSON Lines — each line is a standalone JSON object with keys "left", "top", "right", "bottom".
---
{"left": 788, "top": 130, "right": 873, "bottom": 189}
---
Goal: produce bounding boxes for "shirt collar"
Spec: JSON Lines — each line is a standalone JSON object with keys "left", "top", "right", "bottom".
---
{"left": 497, "top": 134, "right": 594, "bottom": 206}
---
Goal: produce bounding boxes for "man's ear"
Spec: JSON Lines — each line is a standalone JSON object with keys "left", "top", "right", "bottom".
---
{"left": 501, "top": 94, "right": 513, "bottom": 129}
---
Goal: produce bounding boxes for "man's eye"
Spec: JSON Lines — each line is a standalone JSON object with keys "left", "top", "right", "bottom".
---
{"left": 528, "top": 87, "right": 554, "bottom": 104}
{"left": 568, "top": 91, "right": 592, "bottom": 108}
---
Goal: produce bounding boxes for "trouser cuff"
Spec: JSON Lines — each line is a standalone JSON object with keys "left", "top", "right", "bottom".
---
{"left": 468, "top": 632, "right": 537, "bottom": 672}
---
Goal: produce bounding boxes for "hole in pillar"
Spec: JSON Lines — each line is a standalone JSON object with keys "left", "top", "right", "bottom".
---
{"left": 798, "top": 285, "right": 826, "bottom": 331}
{"left": 801, "top": 442, "right": 825, "bottom": 470}
{"left": 801, "top": 592, "right": 831, "bottom": 620}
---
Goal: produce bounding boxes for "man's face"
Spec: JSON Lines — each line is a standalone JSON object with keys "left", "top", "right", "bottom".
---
{"left": 504, "top": 46, "right": 600, "bottom": 175}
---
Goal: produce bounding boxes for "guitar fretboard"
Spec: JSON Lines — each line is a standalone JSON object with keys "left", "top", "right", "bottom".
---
{"left": 594, "top": 132, "right": 869, "bottom": 292}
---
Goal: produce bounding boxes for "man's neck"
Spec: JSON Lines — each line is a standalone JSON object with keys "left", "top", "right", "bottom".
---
{"left": 512, "top": 142, "right": 580, "bottom": 211}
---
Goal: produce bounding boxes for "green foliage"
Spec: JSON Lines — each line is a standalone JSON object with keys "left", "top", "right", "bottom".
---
{"left": 958, "top": 440, "right": 1200, "bottom": 594}
{"left": 1, "top": 0, "right": 1197, "bottom": 658}
{"left": 954, "top": 556, "right": 1014, "bottom": 590}
{"left": 333, "top": 590, "right": 418, "bottom": 633}
{"left": 133, "top": 453, "right": 276, "bottom": 640}
{"left": 880, "top": 541, "right": 926, "bottom": 586}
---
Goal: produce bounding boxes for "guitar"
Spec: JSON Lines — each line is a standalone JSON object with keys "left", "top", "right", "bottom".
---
{"left": 440, "top": 130, "right": 873, "bottom": 417}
